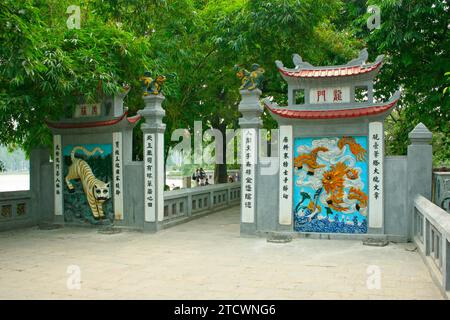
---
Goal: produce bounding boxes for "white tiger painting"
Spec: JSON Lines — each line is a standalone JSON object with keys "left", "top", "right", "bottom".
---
{"left": 65, "top": 146, "right": 110, "bottom": 220}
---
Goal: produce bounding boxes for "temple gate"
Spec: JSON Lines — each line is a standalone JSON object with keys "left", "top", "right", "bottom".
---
{"left": 46, "top": 87, "right": 140, "bottom": 226}
{"left": 238, "top": 49, "right": 411, "bottom": 237}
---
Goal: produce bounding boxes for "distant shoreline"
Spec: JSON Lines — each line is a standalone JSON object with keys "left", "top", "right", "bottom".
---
{"left": 0, "top": 172, "right": 30, "bottom": 176}
{"left": 0, "top": 173, "right": 30, "bottom": 192}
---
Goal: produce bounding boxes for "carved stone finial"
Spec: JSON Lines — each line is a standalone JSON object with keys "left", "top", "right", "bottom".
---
{"left": 235, "top": 64, "right": 265, "bottom": 91}
{"left": 409, "top": 123, "right": 432, "bottom": 145}
{"left": 141, "top": 71, "right": 166, "bottom": 96}
{"left": 291, "top": 54, "right": 313, "bottom": 68}
{"left": 275, "top": 60, "right": 284, "bottom": 69}
{"left": 347, "top": 48, "right": 369, "bottom": 66}
{"left": 292, "top": 54, "right": 303, "bottom": 67}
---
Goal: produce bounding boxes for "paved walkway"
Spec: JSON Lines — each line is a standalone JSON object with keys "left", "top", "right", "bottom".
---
{"left": 0, "top": 206, "right": 442, "bottom": 299}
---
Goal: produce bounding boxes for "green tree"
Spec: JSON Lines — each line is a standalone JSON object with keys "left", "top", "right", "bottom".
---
{"left": 3, "top": 0, "right": 421, "bottom": 181}
{"left": 0, "top": 0, "right": 152, "bottom": 154}
{"left": 92, "top": 0, "right": 359, "bottom": 182}
{"left": 340, "top": 0, "right": 450, "bottom": 166}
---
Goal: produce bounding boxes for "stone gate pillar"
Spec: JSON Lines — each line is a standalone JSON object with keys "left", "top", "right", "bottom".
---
{"left": 30, "top": 147, "right": 51, "bottom": 224}
{"left": 138, "top": 94, "right": 166, "bottom": 232}
{"left": 407, "top": 123, "right": 433, "bottom": 240}
{"left": 239, "top": 89, "right": 262, "bottom": 235}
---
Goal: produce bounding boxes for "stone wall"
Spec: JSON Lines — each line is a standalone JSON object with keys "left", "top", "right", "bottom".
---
{"left": 241, "top": 120, "right": 434, "bottom": 242}
{"left": 433, "top": 172, "right": 450, "bottom": 213}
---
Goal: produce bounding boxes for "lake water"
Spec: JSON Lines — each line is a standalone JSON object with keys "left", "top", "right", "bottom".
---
{"left": 0, "top": 173, "right": 30, "bottom": 192}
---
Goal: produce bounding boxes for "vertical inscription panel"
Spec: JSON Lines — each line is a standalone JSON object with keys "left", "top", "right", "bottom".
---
{"left": 113, "top": 132, "right": 124, "bottom": 220}
{"left": 144, "top": 133, "right": 156, "bottom": 222}
{"left": 156, "top": 133, "right": 164, "bottom": 222}
{"left": 369, "top": 122, "right": 384, "bottom": 229}
{"left": 53, "top": 135, "right": 63, "bottom": 216}
{"left": 279, "top": 126, "right": 293, "bottom": 225}
{"left": 241, "top": 128, "right": 257, "bottom": 223}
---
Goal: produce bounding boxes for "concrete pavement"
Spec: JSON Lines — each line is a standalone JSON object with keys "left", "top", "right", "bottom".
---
{"left": 0, "top": 206, "right": 442, "bottom": 299}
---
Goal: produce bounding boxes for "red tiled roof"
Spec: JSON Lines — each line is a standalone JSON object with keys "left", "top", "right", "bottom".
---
{"left": 278, "top": 61, "right": 382, "bottom": 79}
{"left": 46, "top": 111, "right": 141, "bottom": 129}
{"left": 264, "top": 99, "right": 398, "bottom": 120}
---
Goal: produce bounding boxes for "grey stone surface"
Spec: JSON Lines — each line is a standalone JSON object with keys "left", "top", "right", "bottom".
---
{"left": 407, "top": 123, "right": 433, "bottom": 239}
{"left": 139, "top": 94, "right": 166, "bottom": 133}
{"left": 0, "top": 190, "right": 33, "bottom": 231}
{"left": 414, "top": 194, "right": 450, "bottom": 298}
{"left": 121, "top": 162, "right": 144, "bottom": 229}
{"left": 433, "top": 172, "right": 450, "bottom": 212}
{"left": 384, "top": 156, "right": 408, "bottom": 237}
{"left": 447, "top": 240, "right": 450, "bottom": 292}
{"left": 39, "top": 163, "right": 54, "bottom": 223}
{"left": 255, "top": 162, "right": 278, "bottom": 233}
{"left": 415, "top": 195, "right": 450, "bottom": 240}
{"left": 238, "top": 89, "right": 263, "bottom": 128}
{"left": 0, "top": 206, "right": 442, "bottom": 300}
{"left": 408, "top": 122, "right": 433, "bottom": 145}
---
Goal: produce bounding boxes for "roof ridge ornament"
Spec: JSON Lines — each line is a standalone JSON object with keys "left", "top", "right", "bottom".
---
{"left": 292, "top": 54, "right": 314, "bottom": 69}
{"left": 276, "top": 48, "right": 385, "bottom": 78}
{"left": 346, "top": 49, "right": 369, "bottom": 66}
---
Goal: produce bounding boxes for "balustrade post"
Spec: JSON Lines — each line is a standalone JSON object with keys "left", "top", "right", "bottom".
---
{"left": 239, "top": 89, "right": 262, "bottom": 235}
{"left": 138, "top": 94, "right": 166, "bottom": 232}
{"left": 407, "top": 123, "right": 433, "bottom": 240}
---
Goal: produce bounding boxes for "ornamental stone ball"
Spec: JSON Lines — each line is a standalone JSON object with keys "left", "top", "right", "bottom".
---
{"left": 235, "top": 64, "right": 265, "bottom": 91}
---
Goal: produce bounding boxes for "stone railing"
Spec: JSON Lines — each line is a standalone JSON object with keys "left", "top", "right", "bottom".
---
{"left": 0, "top": 191, "right": 32, "bottom": 231}
{"left": 162, "top": 182, "right": 241, "bottom": 226}
{"left": 413, "top": 194, "right": 450, "bottom": 299}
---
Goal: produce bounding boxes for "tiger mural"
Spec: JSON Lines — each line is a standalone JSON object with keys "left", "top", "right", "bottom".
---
{"left": 65, "top": 146, "right": 110, "bottom": 220}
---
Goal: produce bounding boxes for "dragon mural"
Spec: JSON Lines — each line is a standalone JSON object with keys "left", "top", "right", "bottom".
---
{"left": 293, "top": 136, "right": 369, "bottom": 234}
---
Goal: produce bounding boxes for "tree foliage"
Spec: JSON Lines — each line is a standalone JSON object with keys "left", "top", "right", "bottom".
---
{"left": 0, "top": 0, "right": 152, "bottom": 152}
{"left": 0, "top": 0, "right": 448, "bottom": 169}
{"left": 341, "top": 0, "right": 450, "bottom": 165}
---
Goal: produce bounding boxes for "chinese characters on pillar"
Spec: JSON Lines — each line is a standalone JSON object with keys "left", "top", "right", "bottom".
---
{"left": 113, "top": 132, "right": 124, "bottom": 220}
{"left": 53, "top": 135, "right": 63, "bottom": 216}
{"left": 241, "top": 129, "right": 256, "bottom": 223}
{"left": 279, "top": 126, "right": 293, "bottom": 225}
{"left": 144, "top": 133, "right": 156, "bottom": 222}
{"left": 372, "top": 136, "right": 381, "bottom": 199}
{"left": 310, "top": 87, "right": 350, "bottom": 104}
{"left": 369, "top": 122, "right": 384, "bottom": 228}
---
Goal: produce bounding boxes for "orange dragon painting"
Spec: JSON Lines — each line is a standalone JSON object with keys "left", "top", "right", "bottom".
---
{"left": 322, "top": 162, "right": 368, "bottom": 213}
{"left": 294, "top": 146, "right": 328, "bottom": 175}
{"left": 293, "top": 136, "right": 369, "bottom": 234}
